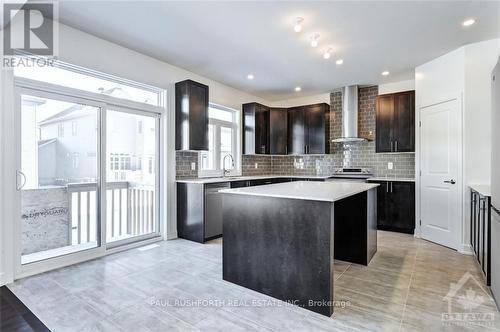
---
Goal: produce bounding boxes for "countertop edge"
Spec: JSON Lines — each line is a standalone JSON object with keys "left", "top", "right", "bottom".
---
{"left": 176, "top": 175, "right": 415, "bottom": 184}
{"left": 366, "top": 177, "right": 415, "bottom": 182}
{"left": 219, "top": 183, "right": 380, "bottom": 202}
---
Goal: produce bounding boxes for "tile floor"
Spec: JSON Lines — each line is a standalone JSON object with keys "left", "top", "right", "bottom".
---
{"left": 7, "top": 231, "right": 500, "bottom": 332}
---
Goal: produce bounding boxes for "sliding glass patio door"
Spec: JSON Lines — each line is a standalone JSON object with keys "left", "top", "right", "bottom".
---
{"left": 105, "top": 108, "right": 160, "bottom": 245}
{"left": 17, "top": 89, "right": 161, "bottom": 267}
{"left": 18, "top": 90, "right": 102, "bottom": 265}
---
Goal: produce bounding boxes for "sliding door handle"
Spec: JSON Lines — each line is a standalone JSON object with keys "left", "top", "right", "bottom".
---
{"left": 444, "top": 179, "right": 456, "bottom": 184}
{"left": 16, "top": 170, "right": 26, "bottom": 190}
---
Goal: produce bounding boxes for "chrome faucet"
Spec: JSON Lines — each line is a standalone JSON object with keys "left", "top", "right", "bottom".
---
{"left": 223, "top": 154, "right": 235, "bottom": 177}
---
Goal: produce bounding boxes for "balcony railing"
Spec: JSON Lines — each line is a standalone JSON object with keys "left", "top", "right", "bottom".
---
{"left": 67, "top": 181, "right": 156, "bottom": 245}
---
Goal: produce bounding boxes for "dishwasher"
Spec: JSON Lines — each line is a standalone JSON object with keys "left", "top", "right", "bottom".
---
{"left": 204, "top": 182, "right": 230, "bottom": 239}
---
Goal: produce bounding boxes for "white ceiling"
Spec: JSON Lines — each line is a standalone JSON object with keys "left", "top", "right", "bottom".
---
{"left": 55, "top": 1, "right": 500, "bottom": 101}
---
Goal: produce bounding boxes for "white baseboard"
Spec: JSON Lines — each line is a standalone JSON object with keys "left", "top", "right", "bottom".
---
{"left": 166, "top": 231, "right": 178, "bottom": 240}
{"left": 458, "top": 244, "right": 474, "bottom": 255}
{"left": 0, "top": 272, "right": 11, "bottom": 287}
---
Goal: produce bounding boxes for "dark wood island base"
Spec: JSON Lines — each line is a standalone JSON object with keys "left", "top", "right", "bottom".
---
{"left": 222, "top": 187, "right": 377, "bottom": 316}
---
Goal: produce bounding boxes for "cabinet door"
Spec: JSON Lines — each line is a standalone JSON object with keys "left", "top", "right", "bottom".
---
{"left": 389, "top": 182, "right": 416, "bottom": 233}
{"left": 189, "top": 82, "right": 209, "bottom": 150}
{"left": 230, "top": 181, "right": 248, "bottom": 188}
{"left": 243, "top": 103, "right": 269, "bottom": 154}
{"left": 375, "top": 182, "right": 391, "bottom": 229}
{"left": 175, "top": 80, "right": 208, "bottom": 151}
{"left": 255, "top": 104, "right": 270, "bottom": 154}
{"left": 305, "top": 104, "right": 326, "bottom": 154}
{"left": 393, "top": 91, "right": 415, "bottom": 152}
{"left": 376, "top": 94, "right": 394, "bottom": 153}
{"left": 287, "top": 107, "right": 306, "bottom": 154}
{"left": 270, "top": 108, "right": 288, "bottom": 155}
{"left": 242, "top": 103, "right": 256, "bottom": 155}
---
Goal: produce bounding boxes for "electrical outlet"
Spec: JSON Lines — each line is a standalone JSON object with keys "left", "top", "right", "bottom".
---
{"left": 254, "top": 163, "right": 258, "bottom": 169}
{"left": 387, "top": 162, "right": 394, "bottom": 170}
{"left": 191, "top": 162, "right": 196, "bottom": 171}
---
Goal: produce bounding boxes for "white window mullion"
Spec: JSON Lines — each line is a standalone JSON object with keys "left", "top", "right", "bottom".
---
{"left": 215, "top": 124, "right": 222, "bottom": 170}
{"left": 198, "top": 104, "right": 241, "bottom": 177}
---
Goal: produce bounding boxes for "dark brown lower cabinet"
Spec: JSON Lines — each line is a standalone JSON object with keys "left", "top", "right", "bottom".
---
{"left": 372, "top": 180, "right": 415, "bottom": 234}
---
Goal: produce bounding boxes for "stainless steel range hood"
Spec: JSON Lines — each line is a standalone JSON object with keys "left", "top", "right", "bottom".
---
{"left": 331, "top": 85, "right": 367, "bottom": 143}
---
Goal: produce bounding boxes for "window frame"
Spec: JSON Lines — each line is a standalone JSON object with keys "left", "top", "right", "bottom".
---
{"left": 199, "top": 103, "right": 241, "bottom": 178}
{"left": 14, "top": 59, "right": 165, "bottom": 107}
{"left": 12, "top": 61, "right": 166, "bottom": 278}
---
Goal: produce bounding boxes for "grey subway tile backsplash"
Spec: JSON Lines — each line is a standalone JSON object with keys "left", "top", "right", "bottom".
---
{"left": 175, "top": 151, "right": 198, "bottom": 179}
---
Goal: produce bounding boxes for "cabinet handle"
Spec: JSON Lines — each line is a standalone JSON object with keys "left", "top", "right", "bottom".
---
{"left": 386, "top": 182, "right": 389, "bottom": 193}
{"left": 395, "top": 140, "right": 398, "bottom": 152}
{"left": 391, "top": 182, "right": 393, "bottom": 193}
{"left": 16, "top": 170, "right": 27, "bottom": 191}
{"left": 390, "top": 141, "right": 394, "bottom": 152}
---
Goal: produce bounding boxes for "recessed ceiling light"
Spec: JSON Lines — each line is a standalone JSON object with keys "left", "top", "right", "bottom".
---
{"left": 295, "top": 86, "right": 302, "bottom": 92}
{"left": 382, "top": 71, "right": 390, "bottom": 76}
{"left": 310, "top": 34, "right": 320, "bottom": 48}
{"left": 323, "top": 48, "right": 332, "bottom": 60}
{"left": 247, "top": 74, "right": 254, "bottom": 80}
{"left": 294, "top": 17, "right": 304, "bottom": 33}
{"left": 336, "top": 59, "right": 344, "bottom": 65}
{"left": 462, "top": 18, "right": 476, "bottom": 27}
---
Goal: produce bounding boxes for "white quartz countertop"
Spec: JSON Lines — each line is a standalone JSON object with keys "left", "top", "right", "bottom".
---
{"left": 367, "top": 177, "right": 415, "bottom": 182}
{"left": 176, "top": 175, "right": 414, "bottom": 184}
{"left": 469, "top": 183, "right": 491, "bottom": 197}
{"left": 176, "top": 175, "right": 332, "bottom": 184}
{"left": 219, "top": 181, "right": 379, "bottom": 202}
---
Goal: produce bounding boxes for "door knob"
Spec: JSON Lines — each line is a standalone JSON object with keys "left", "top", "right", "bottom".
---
{"left": 444, "top": 179, "right": 456, "bottom": 184}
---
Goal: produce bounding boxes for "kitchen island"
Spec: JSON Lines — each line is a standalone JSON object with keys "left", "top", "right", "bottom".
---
{"left": 220, "top": 181, "right": 379, "bottom": 316}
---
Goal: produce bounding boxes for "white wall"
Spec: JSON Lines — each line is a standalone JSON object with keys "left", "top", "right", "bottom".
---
{"left": 270, "top": 93, "right": 330, "bottom": 108}
{"left": 0, "top": 22, "right": 271, "bottom": 285}
{"left": 272, "top": 80, "right": 416, "bottom": 107}
{"left": 0, "top": 68, "right": 16, "bottom": 286}
{"left": 464, "top": 39, "right": 500, "bottom": 186}
{"left": 415, "top": 38, "right": 500, "bottom": 253}
{"left": 378, "top": 80, "right": 415, "bottom": 95}
{"left": 415, "top": 47, "right": 466, "bottom": 107}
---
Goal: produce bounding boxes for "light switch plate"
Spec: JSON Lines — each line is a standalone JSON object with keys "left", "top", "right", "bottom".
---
{"left": 191, "top": 162, "right": 196, "bottom": 171}
{"left": 388, "top": 162, "right": 394, "bottom": 170}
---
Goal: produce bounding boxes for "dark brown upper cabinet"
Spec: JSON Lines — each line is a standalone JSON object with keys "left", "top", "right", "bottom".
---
{"left": 242, "top": 103, "right": 270, "bottom": 154}
{"left": 287, "top": 103, "right": 330, "bottom": 154}
{"left": 175, "top": 80, "right": 209, "bottom": 151}
{"left": 306, "top": 103, "right": 330, "bottom": 154}
{"left": 376, "top": 90, "right": 415, "bottom": 153}
{"left": 287, "top": 106, "right": 306, "bottom": 154}
{"left": 269, "top": 108, "right": 288, "bottom": 155}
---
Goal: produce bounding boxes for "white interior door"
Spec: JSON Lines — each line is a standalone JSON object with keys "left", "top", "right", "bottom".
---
{"left": 420, "top": 98, "right": 461, "bottom": 250}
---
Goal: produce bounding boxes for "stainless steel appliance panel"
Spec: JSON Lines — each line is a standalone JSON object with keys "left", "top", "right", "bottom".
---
{"left": 204, "top": 182, "right": 230, "bottom": 239}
